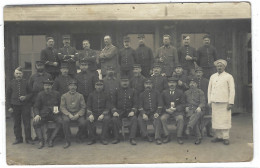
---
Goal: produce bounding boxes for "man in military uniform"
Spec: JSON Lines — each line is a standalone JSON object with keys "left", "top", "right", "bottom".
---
{"left": 53, "top": 62, "right": 73, "bottom": 95}
{"left": 58, "top": 35, "right": 79, "bottom": 77}
{"left": 86, "top": 80, "right": 111, "bottom": 145}
{"left": 155, "top": 34, "right": 178, "bottom": 77}
{"left": 135, "top": 34, "right": 154, "bottom": 78}
{"left": 150, "top": 64, "right": 168, "bottom": 92}
{"left": 197, "top": 34, "right": 218, "bottom": 79}
{"left": 40, "top": 37, "right": 60, "bottom": 80}
{"left": 160, "top": 77, "right": 185, "bottom": 144}
{"left": 178, "top": 36, "right": 197, "bottom": 75}
{"left": 99, "top": 35, "right": 118, "bottom": 77}
{"left": 130, "top": 64, "right": 146, "bottom": 97}
{"left": 33, "top": 79, "right": 62, "bottom": 149}
{"left": 6, "top": 67, "right": 34, "bottom": 145}
{"left": 138, "top": 79, "right": 163, "bottom": 145}
{"left": 111, "top": 76, "right": 138, "bottom": 145}
{"left": 60, "top": 80, "right": 87, "bottom": 148}
{"left": 184, "top": 77, "right": 206, "bottom": 145}
{"left": 76, "top": 59, "right": 99, "bottom": 103}
{"left": 118, "top": 36, "right": 137, "bottom": 78}
{"left": 79, "top": 40, "right": 99, "bottom": 77}
{"left": 172, "top": 64, "right": 189, "bottom": 92}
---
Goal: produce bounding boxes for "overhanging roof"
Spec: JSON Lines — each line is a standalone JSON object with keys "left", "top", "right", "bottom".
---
{"left": 4, "top": 3, "right": 251, "bottom": 21}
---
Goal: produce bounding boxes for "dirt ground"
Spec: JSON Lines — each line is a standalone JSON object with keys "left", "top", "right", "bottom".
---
{"left": 5, "top": 113, "right": 253, "bottom": 165}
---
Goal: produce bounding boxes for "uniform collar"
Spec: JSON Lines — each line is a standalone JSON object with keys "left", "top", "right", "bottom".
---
{"left": 163, "top": 45, "right": 171, "bottom": 48}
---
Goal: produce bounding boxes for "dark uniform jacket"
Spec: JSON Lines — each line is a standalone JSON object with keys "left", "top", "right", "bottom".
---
{"left": 178, "top": 45, "right": 197, "bottom": 70}
{"left": 53, "top": 75, "right": 73, "bottom": 95}
{"left": 130, "top": 75, "right": 146, "bottom": 95}
{"left": 139, "top": 90, "right": 163, "bottom": 115}
{"left": 161, "top": 89, "right": 185, "bottom": 116}
{"left": 173, "top": 73, "right": 189, "bottom": 91}
{"left": 118, "top": 47, "right": 137, "bottom": 71}
{"left": 196, "top": 77, "right": 209, "bottom": 101}
{"left": 58, "top": 46, "right": 79, "bottom": 75}
{"left": 79, "top": 48, "right": 98, "bottom": 72}
{"left": 150, "top": 75, "right": 168, "bottom": 92}
{"left": 6, "top": 79, "right": 32, "bottom": 108}
{"left": 34, "top": 90, "right": 60, "bottom": 117}
{"left": 197, "top": 45, "right": 217, "bottom": 68}
{"left": 87, "top": 90, "right": 110, "bottom": 117}
{"left": 112, "top": 87, "right": 138, "bottom": 117}
{"left": 40, "top": 47, "right": 60, "bottom": 74}
{"left": 103, "top": 76, "right": 120, "bottom": 102}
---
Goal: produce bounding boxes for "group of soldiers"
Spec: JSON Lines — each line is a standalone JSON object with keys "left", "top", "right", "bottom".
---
{"left": 6, "top": 33, "right": 235, "bottom": 149}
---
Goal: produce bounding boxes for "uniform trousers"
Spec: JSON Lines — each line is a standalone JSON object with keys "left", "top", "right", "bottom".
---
{"left": 214, "top": 129, "right": 230, "bottom": 139}
{"left": 12, "top": 105, "right": 32, "bottom": 141}
{"left": 160, "top": 113, "right": 184, "bottom": 138}
{"left": 186, "top": 111, "right": 203, "bottom": 139}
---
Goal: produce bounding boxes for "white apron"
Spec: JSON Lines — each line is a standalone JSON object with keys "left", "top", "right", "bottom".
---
{"left": 212, "top": 102, "right": 232, "bottom": 129}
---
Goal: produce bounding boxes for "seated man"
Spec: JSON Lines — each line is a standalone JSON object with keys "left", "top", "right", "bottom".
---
{"left": 86, "top": 80, "right": 111, "bottom": 145}
{"left": 150, "top": 64, "right": 168, "bottom": 92}
{"left": 172, "top": 64, "right": 189, "bottom": 92}
{"left": 138, "top": 79, "right": 163, "bottom": 145}
{"left": 33, "top": 79, "right": 62, "bottom": 149}
{"left": 160, "top": 77, "right": 185, "bottom": 144}
{"left": 111, "top": 76, "right": 138, "bottom": 145}
{"left": 60, "top": 79, "right": 87, "bottom": 149}
{"left": 184, "top": 77, "right": 206, "bottom": 145}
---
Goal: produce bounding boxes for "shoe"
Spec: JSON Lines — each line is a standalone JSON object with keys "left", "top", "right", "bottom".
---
{"left": 38, "top": 141, "right": 44, "bottom": 149}
{"left": 48, "top": 140, "right": 53, "bottom": 147}
{"left": 87, "top": 140, "right": 96, "bottom": 145}
{"left": 163, "top": 136, "right": 170, "bottom": 143}
{"left": 185, "top": 127, "right": 191, "bottom": 135}
{"left": 130, "top": 139, "right": 137, "bottom": 145}
{"left": 26, "top": 139, "right": 35, "bottom": 145}
{"left": 63, "top": 141, "right": 71, "bottom": 149}
{"left": 111, "top": 139, "right": 120, "bottom": 144}
{"left": 156, "top": 139, "right": 162, "bottom": 145}
{"left": 194, "top": 138, "right": 201, "bottom": 145}
{"left": 211, "top": 138, "right": 223, "bottom": 143}
{"left": 177, "top": 137, "right": 184, "bottom": 144}
{"left": 223, "top": 139, "right": 230, "bottom": 145}
{"left": 101, "top": 140, "right": 108, "bottom": 145}
{"left": 12, "top": 139, "right": 23, "bottom": 145}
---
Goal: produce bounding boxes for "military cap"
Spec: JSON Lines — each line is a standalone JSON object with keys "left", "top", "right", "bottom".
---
{"left": 153, "top": 63, "right": 161, "bottom": 69}
{"left": 43, "top": 79, "right": 54, "bottom": 85}
{"left": 68, "top": 79, "right": 77, "bottom": 85}
{"left": 133, "top": 64, "right": 141, "bottom": 69}
{"left": 144, "top": 78, "right": 152, "bottom": 84}
{"left": 15, "top": 66, "right": 23, "bottom": 73}
{"left": 62, "top": 35, "right": 71, "bottom": 40}
{"left": 35, "top": 61, "right": 45, "bottom": 66}
{"left": 168, "top": 77, "right": 179, "bottom": 82}
{"left": 79, "top": 59, "right": 89, "bottom": 65}
{"left": 46, "top": 37, "right": 54, "bottom": 42}
{"left": 123, "top": 36, "right": 130, "bottom": 42}
{"left": 203, "top": 34, "right": 211, "bottom": 39}
{"left": 95, "top": 80, "right": 104, "bottom": 85}
{"left": 195, "top": 67, "right": 203, "bottom": 72}
{"left": 163, "top": 34, "right": 171, "bottom": 38}
{"left": 183, "top": 35, "right": 190, "bottom": 40}
{"left": 137, "top": 34, "right": 145, "bottom": 38}
{"left": 174, "top": 63, "right": 183, "bottom": 69}
{"left": 60, "top": 62, "right": 69, "bottom": 68}
{"left": 106, "top": 66, "right": 115, "bottom": 71}
{"left": 188, "top": 76, "right": 197, "bottom": 83}
{"left": 120, "top": 76, "right": 129, "bottom": 81}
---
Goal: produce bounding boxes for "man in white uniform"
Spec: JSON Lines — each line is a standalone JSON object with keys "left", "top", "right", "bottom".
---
{"left": 208, "top": 59, "right": 235, "bottom": 145}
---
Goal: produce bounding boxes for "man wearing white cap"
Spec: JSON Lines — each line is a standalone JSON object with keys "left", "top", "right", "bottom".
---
{"left": 208, "top": 59, "right": 235, "bottom": 145}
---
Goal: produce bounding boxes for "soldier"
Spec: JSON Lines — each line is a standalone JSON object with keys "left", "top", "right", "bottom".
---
{"left": 138, "top": 79, "right": 163, "bottom": 145}
{"left": 150, "top": 64, "right": 168, "bottom": 92}
{"left": 99, "top": 35, "right": 118, "bottom": 77}
{"left": 197, "top": 34, "right": 218, "bottom": 79}
{"left": 118, "top": 36, "right": 137, "bottom": 78}
{"left": 184, "top": 77, "right": 206, "bottom": 145}
{"left": 60, "top": 80, "right": 87, "bottom": 148}
{"left": 160, "top": 77, "right": 185, "bottom": 144}
{"left": 40, "top": 37, "right": 60, "bottom": 80}
{"left": 53, "top": 62, "right": 73, "bottom": 95}
{"left": 155, "top": 34, "right": 178, "bottom": 77}
{"left": 172, "top": 64, "right": 189, "bottom": 92}
{"left": 79, "top": 40, "right": 99, "bottom": 77}
{"left": 33, "top": 79, "right": 62, "bottom": 149}
{"left": 130, "top": 64, "right": 146, "bottom": 97}
{"left": 178, "top": 36, "right": 197, "bottom": 75}
{"left": 135, "top": 34, "right": 154, "bottom": 78}
{"left": 86, "top": 80, "right": 111, "bottom": 145}
{"left": 111, "top": 76, "right": 138, "bottom": 145}
{"left": 58, "top": 35, "right": 79, "bottom": 77}
{"left": 6, "top": 67, "right": 34, "bottom": 145}
{"left": 76, "top": 59, "right": 99, "bottom": 103}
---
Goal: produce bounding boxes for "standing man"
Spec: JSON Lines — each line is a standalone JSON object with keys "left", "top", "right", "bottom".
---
{"left": 33, "top": 79, "right": 62, "bottom": 149}
{"left": 58, "top": 35, "right": 79, "bottom": 77}
{"left": 118, "top": 36, "right": 137, "bottom": 78}
{"left": 135, "top": 34, "right": 154, "bottom": 78}
{"left": 111, "top": 76, "right": 138, "bottom": 145}
{"left": 6, "top": 67, "right": 34, "bottom": 145}
{"left": 197, "top": 34, "right": 218, "bottom": 79}
{"left": 160, "top": 77, "right": 185, "bottom": 144}
{"left": 155, "top": 34, "right": 178, "bottom": 77}
{"left": 40, "top": 37, "right": 60, "bottom": 80}
{"left": 178, "top": 36, "right": 197, "bottom": 75}
{"left": 99, "top": 35, "right": 118, "bottom": 77}
{"left": 130, "top": 64, "right": 146, "bottom": 97}
{"left": 208, "top": 59, "right": 235, "bottom": 145}
{"left": 79, "top": 40, "right": 99, "bottom": 77}
{"left": 172, "top": 64, "right": 189, "bottom": 92}
{"left": 60, "top": 80, "right": 87, "bottom": 148}
{"left": 138, "top": 79, "right": 163, "bottom": 145}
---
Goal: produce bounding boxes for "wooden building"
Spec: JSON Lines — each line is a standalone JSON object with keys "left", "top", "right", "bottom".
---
{"left": 4, "top": 3, "right": 251, "bottom": 112}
